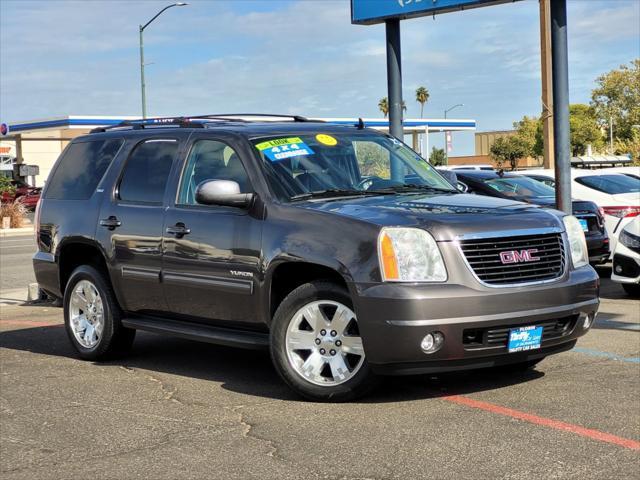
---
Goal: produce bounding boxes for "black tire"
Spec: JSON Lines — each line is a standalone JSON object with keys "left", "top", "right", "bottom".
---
{"left": 622, "top": 283, "right": 640, "bottom": 297}
{"left": 270, "top": 281, "right": 378, "bottom": 402}
{"left": 63, "top": 265, "right": 135, "bottom": 360}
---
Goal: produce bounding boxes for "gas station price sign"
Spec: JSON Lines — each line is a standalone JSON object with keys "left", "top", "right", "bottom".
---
{"left": 351, "top": 0, "right": 517, "bottom": 25}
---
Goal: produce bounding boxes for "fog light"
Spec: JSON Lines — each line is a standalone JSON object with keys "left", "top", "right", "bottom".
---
{"left": 421, "top": 332, "right": 444, "bottom": 354}
{"left": 581, "top": 312, "right": 595, "bottom": 329}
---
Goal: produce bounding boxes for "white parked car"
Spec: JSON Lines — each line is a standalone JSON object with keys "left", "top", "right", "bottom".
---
{"left": 516, "top": 169, "right": 640, "bottom": 256}
{"left": 611, "top": 218, "right": 640, "bottom": 297}
{"left": 589, "top": 166, "right": 639, "bottom": 180}
{"left": 441, "top": 164, "right": 494, "bottom": 171}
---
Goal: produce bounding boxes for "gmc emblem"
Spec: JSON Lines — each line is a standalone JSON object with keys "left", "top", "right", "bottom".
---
{"left": 499, "top": 249, "right": 541, "bottom": 264}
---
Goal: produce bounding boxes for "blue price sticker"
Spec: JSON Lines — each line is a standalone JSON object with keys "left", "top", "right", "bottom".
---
{"left": 255, "top": 137, "right": 314, "bottom": 162}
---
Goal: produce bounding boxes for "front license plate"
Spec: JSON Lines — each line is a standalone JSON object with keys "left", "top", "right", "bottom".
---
{"left": 508, "top": 326, "right": 543, "bottom": 353}
{"left": 578, "top": 218, "right": 589, "bottom": 231}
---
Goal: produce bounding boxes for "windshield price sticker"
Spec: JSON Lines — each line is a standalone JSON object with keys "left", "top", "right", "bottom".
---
{"left": 256, "top": 137, "right": 314, "bottom": 162}
{"left": 316, "top": 134, "right": 338, "bottom": 146}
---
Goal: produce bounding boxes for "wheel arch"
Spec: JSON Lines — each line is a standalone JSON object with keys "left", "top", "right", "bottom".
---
{"left": 264, "top": 259, "right": 356, "bottom": 324}
{"left": 57, "top": 237, "right": 112, "bottom": 297}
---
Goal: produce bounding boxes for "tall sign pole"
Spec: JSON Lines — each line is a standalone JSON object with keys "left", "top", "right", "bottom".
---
{"left": 539, "top": 0, "right": 555, "bottom": 169}
{"left": 550, "top": 0, "right": 572, "bottom": 214}
{"left": 139, "top": 26, "right": 147, "bottom": 119}
{"left": 385, "top": 19, "right": 404, "bottom": 181}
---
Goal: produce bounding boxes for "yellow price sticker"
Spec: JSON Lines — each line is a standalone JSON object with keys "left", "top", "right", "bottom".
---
{"left": 316, "top": 134, "right": 338, "bottom": 146}
{"left": 255, "top": 137, "right": 303, "bottom": 151}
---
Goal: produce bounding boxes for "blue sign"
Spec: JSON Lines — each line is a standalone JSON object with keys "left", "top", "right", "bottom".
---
{"left": 508, "top": 326, "right": 544, "bottom": 353}
{"left": 351, "top": 0, "right": 517, "bottom": 25}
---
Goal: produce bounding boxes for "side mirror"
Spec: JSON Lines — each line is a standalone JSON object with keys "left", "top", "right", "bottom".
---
{"left": 456, "top": 181, "right": 469, "bottom": 193}
{"left": 195, "top": 180, "right": 254, "bottom": 208}
{"left": 437, "top": 169, "right": 458, "bottom": 188}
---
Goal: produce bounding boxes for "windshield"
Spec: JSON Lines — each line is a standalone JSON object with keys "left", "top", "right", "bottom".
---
{"left": 483, "top": 176, "right": 556, "bottom": 199}
{"left": 575, "top": 174, "right": 640, "bottom": 195}
{"left": 251, "top": 132, "right": 456, "bottom": 201}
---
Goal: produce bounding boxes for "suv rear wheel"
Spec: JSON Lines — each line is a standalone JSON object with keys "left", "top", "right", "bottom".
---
{"left": 270, "top": 281, "right": 378, "bottom": 402}
{"left": 63, "top": 265, "right": 135, "bottom": 360}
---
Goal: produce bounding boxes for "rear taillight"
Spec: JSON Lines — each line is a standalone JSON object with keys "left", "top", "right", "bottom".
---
{"left": 601, "top": 206, "right": 640, "bottom": 219}
{"left": 33, "top": 198, "right": 41, "bottom": 245}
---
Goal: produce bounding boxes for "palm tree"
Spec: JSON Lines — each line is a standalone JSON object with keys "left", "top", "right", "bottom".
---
{"left": 415, "top": 86, "right": 429, "bottom": 118}
{"left": 378, "top": 97, "right": 407, "bottom": 118}
{"left": 378, "top": 97, "right": 389, "bottom": 118}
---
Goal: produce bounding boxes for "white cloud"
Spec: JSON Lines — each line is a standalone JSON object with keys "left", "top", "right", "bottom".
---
{"left": 1, "top": 0, "right": 638, "bottom": 155}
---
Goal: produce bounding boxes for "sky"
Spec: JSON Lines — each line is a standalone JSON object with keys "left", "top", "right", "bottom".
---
{"left": 1, "top": 0, "right": 639, "bottom": 155}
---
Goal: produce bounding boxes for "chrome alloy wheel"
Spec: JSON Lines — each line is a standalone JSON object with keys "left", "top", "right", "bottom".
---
{"left": 69, "top": 280, "right": 104, "bottom": 349}
{"left": 285, "top": 300, "right": 365, "bottom": 386}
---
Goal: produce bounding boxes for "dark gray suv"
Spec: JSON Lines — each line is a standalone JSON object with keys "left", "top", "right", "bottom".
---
{"left": 33, "top": 115, "right": 599, "bottom": 401}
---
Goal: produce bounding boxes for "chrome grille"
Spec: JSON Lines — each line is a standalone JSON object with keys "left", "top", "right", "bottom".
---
{"left": 459, "top": 233, "right": 565, "bottom": 286}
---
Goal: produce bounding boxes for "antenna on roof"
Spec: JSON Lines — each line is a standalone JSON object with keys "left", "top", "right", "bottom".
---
{"left": 356, "top": 118, "right": 365, "bottom": 130}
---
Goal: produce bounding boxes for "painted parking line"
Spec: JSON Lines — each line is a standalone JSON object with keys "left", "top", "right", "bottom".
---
{"left": 443, "top": 395, "right": 640, "bottom": 451}
{"left": 0, "top": 319, "right": 63, "bottom": 328}
{"left": 573, "top": 347, "right": 640, "bottom": 364}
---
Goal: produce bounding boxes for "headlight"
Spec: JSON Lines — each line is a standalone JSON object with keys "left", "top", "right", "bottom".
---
{"left": 563, "top": 216, "right": 589, "bottom": 268}
{"left": 619, "top": 228, "right": 640, "bottom": 251}
{"left": 378, "top": 227, "right": 447, "bottom": 282}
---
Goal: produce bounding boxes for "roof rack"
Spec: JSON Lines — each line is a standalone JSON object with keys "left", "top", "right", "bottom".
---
{"left": 90, "top": 116, "right": 208, "bottom": 133}
{"left": 189, "top": 113, "right": 315, "bottom": 122}
{"left": 90, "top": 113, "right": 318, "bottom": 133}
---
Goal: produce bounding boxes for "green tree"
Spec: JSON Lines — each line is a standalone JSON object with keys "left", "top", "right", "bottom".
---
{"left": 513, "top": 115, "right": 543, "bottom": 158}
{"left": 429, "top": 147, "right": 446, "bottom": 166}
{"left": 378, "top": 97, "right": 389, "bottom": 118}
{"left": 0, "top": 176, "right": 15, "bottom": 197}
{"left": 415, "top": 86, "right": 430, "bottom": 118}
{"left": 569, "top": 104, "right": 603, "bottom": 156}
{"left": 614, "top": 130, "right": 640, "bottom": 165}
{"left": 378, "top": 97, "right": 407, "bottom": 118}
{"left": 591, "top": 59, "right": 640, "bottom": 142}
{"left": 489, "top": 136, "right": 528, "bottom": 171}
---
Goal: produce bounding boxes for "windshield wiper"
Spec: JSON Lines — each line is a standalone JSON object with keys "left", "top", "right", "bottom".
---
{"left": 377, "top": 184, "right": 458, "bottom": 194}
{"left": 290, "top": 189, "right": 395, "bottom": 202}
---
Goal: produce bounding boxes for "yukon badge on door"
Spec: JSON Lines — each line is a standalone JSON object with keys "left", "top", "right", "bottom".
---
{"left": 230, "top": 270, "right": 253, "bottom": 278}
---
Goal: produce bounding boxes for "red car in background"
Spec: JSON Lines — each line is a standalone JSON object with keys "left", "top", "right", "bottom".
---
{"left": 1, "top": 179, "right": 41, "bottom": 210}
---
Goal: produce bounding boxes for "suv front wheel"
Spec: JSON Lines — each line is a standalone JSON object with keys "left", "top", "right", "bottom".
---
{"left": 270, "top": 281, "right": 378, "bottom": 402}
{"left": 63, "top": 265, "right": 135, "bottom": 360}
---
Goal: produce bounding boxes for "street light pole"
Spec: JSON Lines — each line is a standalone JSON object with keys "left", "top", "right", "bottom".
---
{"left": 609, "top": 116, "right": 614, "bottom": 153}
{"left": 139, "top": 26, "right": 146, "bottom": 119}
{"left": 139, "top": 3, "right": 188, "bottom": 119}
{"left": 443, "top": 103, "right": 463, "bottom": 165}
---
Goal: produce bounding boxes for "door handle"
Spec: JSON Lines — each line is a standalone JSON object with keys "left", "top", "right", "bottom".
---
{"left": 166, "top": 223, "right": 191, "bottom": 238}
{"left": 100, "top": 216, "right": 121, "bottom": 230}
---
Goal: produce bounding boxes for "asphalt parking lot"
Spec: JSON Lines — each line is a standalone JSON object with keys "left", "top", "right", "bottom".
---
{"left": 0, "top": 269, "right": 638, "bottom": 479}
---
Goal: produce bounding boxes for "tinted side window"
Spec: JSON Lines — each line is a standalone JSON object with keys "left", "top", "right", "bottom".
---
{"left": 118, "top": 140, "right": 178, "bottom": 204}
{"left": 178, "top": 140, "right": 251, "bottom": 205}
{"left": 45, "top": 139, "right": 123, "bottom": 200}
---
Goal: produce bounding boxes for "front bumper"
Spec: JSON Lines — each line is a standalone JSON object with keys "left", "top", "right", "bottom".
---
{"left": 352, "top": 266, "right": 599, "bottom": 374}
{"left": 611, "top": 252, "right": 640, "bottom": 284}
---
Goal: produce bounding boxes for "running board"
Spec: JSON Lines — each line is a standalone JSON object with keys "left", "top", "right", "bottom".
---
{"left": 121, "top": 316, "right": 269, "bottom": 350}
